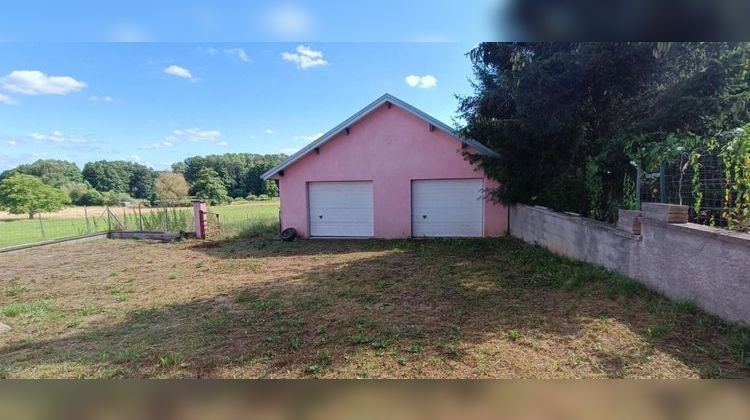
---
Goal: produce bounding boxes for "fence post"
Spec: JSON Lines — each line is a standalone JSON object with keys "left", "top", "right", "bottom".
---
{"left": 635, "top": 164, "right": 642, "bottom": 211}
{"left": 107, "top": 207, "right": 112, "bottom": 232}
{"left": 192, "top": 200, "right": 207, "bottom": 239}
{"left": 138, "top": 204, "right": 144, "bottom": 231}
{"left": 659, "top": 163, "right": 667, "bottom": 204}
{"left": 38, "top": 214, "right": 46, "bottom": 239}
{"left": 83, "top": 206, "right": 91, "bottom": 233}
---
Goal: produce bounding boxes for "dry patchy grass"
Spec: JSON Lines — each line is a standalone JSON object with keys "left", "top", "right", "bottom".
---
{"left": 0, "top": 234, "right": 748, "bottom": 378}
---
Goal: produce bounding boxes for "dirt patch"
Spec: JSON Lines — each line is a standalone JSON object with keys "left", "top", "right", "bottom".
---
{"left": 0, "top": 235, "right": 747, "bottom": 378}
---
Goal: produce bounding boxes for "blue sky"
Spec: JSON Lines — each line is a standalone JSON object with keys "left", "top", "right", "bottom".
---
{"left": 0, "top": 1, "right": 504, "bottom": 42}
{"left": 0, "top": 42, "right": 479, "bottom": 171}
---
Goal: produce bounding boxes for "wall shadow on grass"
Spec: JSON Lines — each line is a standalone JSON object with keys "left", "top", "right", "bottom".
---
{"left": 1, "top": 236, "right": 748, "bottom": 378}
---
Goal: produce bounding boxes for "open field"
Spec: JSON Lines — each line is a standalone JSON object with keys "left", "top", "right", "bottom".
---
{"left": 0, "top": 200, "right": 279, "bottom": 249}
{"left": 0, "top": 230, "right": 747, "bottom": 378}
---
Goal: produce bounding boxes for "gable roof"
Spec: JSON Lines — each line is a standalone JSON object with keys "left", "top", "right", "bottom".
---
{"left": 261, "top": 93, "right": 498, "bottom": 180}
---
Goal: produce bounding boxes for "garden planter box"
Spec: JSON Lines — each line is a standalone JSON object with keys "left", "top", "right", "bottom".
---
{"left": 617, "top": 209, "right": 642, "bottom": 235}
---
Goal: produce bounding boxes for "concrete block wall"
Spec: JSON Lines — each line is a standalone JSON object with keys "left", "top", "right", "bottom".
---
{"left": 510, "top": 204, "right": 750, "bottom": 325}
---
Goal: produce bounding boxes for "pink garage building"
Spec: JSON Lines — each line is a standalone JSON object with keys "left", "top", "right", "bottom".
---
{"left": 262, "top": 94, "right": 508, "bottom": 239}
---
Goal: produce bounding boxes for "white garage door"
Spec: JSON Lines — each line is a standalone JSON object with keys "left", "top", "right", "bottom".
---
{"left": 309, "top": 182, "right": 374, "bottom": 237}
{"left": 412, "top": 179, "right": 483, "bottom": 237}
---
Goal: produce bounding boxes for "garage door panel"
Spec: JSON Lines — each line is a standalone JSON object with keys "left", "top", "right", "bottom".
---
{"left": 412, "top": 179, "right": 483, "bottom": 237}
{"left": 309, "top": 182, "right": 374, "bottom": 237}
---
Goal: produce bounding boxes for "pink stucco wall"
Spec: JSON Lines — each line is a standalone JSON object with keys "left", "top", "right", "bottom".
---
{"left": 276, "top": 104, "right": 508, "bottom": 238}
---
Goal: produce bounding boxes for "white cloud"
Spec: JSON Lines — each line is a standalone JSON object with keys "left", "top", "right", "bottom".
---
{"left": 0, "top": 70, "right": 87, "bottom": 95}
{"left": 281, "top": 45, "right": 327, "bottom": 69}
{"left": 293, "top": 132, "right": 323, "bottom": 142}
{"left": 224, "top": 48, "right": 250, "bottom": 62}
{"left": 141, "top": 140, "right": 174, "bottom": 150}
{"left": 28, "top": 131, "right": 87, "bottom": 144}
{"left": 265, "top": 128, "right": 275, "bottom": 135}
{"left": 130, "top": 155, "right": 142, "bottom": 162}
{"left": 141, "top": 128, "right": 223, "bottom": 150}
{"left": 205, "top": 47, "right": 250, "bottom": 62}
{"left": 7, "top": 140, "right": 17, "bottom": 146}
{"left": 172, "top": 128, "right": 221, "bottom": 141}
{"left": 280, "top": 147, "right": 300, "bottom": 154}
{"left": 163, "top": 65, "right": 195, "bottom": 80}
{"left": 89, "top": 95, "right": 113, "bottom": 102}
{"left": 405, "top": 74, "right": 438, "bottom": 89}
{"left": 0, "top": 93, "right": 17, "bottom": 105}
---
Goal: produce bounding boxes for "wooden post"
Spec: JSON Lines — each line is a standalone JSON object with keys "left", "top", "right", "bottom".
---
{"left": 192, "top": 200, "right": 207, "bottom": 239}
{"left": 83, "top": 206, "right": 91, "bottom": 233}
{"left": 138, "top": 204, "right": 144, "bottom": 231}
{"left": 38, "top": 214, "right": 46, "bottom": 239}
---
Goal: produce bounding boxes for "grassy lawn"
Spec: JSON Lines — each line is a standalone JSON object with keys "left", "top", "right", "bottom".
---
{"left": 0, "top": 200, "right": 279, "bottom": 249}
{"left": 1, "top": 224, "right": 748, "bottom": 379}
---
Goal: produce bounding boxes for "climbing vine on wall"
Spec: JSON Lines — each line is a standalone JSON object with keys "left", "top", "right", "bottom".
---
{"left": 720, "top": 126, "right": 750, "bottom": 231}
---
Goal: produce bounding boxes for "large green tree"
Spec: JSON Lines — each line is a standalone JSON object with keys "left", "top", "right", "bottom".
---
{"left": 154, "top": 172, "right": 190, "bottom": 202}
{"left": 0, "top": 159, "right": 83, "bottom": 188}
{"left": 190, "top": 167, "right": 228, "bottom": 204}
{"left": 459, "top": 42, "right": 750, "bottom": 220}
{"left": 177, "top": 153, "right": 286, "bottom": 198}
{"left": 82, "top": 160, "right": 156, "bottom": 199}
{"left": 0, "top": 174, "right": 69, "bottom": 219}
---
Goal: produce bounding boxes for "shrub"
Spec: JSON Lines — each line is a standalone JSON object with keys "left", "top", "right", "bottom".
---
{"left": 77, "top": 189, "right": 104, "bottom": 206}
{"left": 258, "top": 194, "right": 270, "bottom": 201}
{"left": 102, "top": 191, "right": 133, "bottom": 206}
{"left": 247, "top": 194, "right": 258, "bottom": 201}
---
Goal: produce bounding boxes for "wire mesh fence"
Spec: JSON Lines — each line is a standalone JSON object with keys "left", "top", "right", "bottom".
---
{"left": 0, "top": 204, "right": 194, "bottom": 250}
{"left": 638, "top": 148, "right": 744, "bottom": 228}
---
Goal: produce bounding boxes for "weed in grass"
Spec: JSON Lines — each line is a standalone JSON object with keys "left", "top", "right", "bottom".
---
{"left": 319, "top": 349, "right": 331, "bottom": 365}
{"left": 726, "top": 328, "right": 750, "bottom": 368}
{"left": 700, "top": 365, "right": 723, "bottom": 378}
{"left": 66, "top": 317, "right": 81, "bottom": 328}
{"left": 290, "top": 337, "right": 301, "bottom": 350}
{"left": 113, "top": 348, "right": 143, "bottom": 363}
{"left": 158, "top": 353, "right": 183, "bottom": 369}
{"left": 235, "top": 290, "right": 254, "bottom": 304}
{"left": 0, "top": 365, "right": 11, "bottom": 379}
{"left": 200, "top": 312, "right": 227, "bottom": 334}
{"left": 646, "top": 324, "right": 671, "bottom": 338}
{"left": 132, "top": 308, "right": 160, "bottom": 322}
{"left": 408, "top": 344, "right": 422, "bottom": 354}
{"left": 3, "top": 286, "right": 27, "bottom": 297}
{"left": 109, "top": 284, "right": 133, "bottom": 302}
{"left": 671, "top": 300, "right": 699, "bottom": 314}
{"left": 281, "top": 317, "right": 305, "bottom": 328}
{"left": 371, "top": 340, "right": 388, "bottom": 349}
{"left": 335, "top": 288, "right": 354, "bottom": 298}
{"left": 351, "top": 335, "right": 370, "bottom": 345}
{"left": 299, "top": 296, "right": 330, "bottom": 311}
{"left": 1, "top": 300, "right": 52, "bottom": 318}
{"left": 508, "top": 330, "right": 523, "bottom": 341}
{"left": 79, "top": 306, "right": 104, "bottom": 317}
{"left": 168, "top": 272, "right": 179, "bottom": 280}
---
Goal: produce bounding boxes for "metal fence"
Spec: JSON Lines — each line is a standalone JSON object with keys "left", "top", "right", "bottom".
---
{"left": 638, "top": 151, "right": 739, "bottom": 227}
{"left": 0, "top": 204, "right": 194, "bottom": 250}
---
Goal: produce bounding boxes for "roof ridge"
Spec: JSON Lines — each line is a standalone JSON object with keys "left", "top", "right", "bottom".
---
{"left": 261, "top": 94, "right": 497, "bottom": 180}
